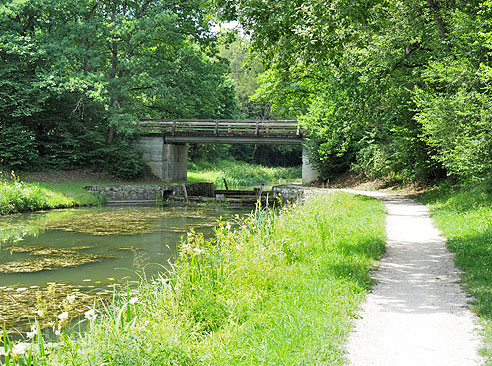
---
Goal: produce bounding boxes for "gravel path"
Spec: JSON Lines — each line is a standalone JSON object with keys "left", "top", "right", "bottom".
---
{"left": 343, "top": 190, "right": 483, "bottom": 366}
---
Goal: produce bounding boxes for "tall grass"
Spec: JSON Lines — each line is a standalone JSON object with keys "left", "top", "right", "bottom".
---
{"left": 188, "top": 159, "right": 301, "bottom": 188}
{"left": 0, "top": 176, "right": 98, "bottom": 215}
{"left": 3, "top": 192, "right": 385, "bottom": 365}
{"left": 419, "top": 183, "right": 492, "bottom": 363}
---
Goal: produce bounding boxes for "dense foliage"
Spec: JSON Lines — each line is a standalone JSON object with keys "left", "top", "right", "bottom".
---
{"left": 0, "top": 0, "right": 239, "bottom": 177}
{"left": 188, "top": 36, "right": 303, "bottom": 167}
{"left": 214, "top": 0, "right": 492, "bottom": 183}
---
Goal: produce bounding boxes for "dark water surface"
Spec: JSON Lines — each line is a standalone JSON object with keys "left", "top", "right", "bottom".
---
{"left": 0, "top": 205, "right": 249, "bottom": 330}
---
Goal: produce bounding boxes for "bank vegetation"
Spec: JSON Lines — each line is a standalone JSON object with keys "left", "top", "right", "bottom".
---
{"left": 3, "top": 192, "right": 385, "bottom": 365}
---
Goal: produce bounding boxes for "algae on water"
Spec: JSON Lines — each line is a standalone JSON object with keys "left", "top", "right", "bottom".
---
{"left": 0, "top": 282, "right": 110, "bottom": 333}
{"left": 44, "top": 208, "right": 176, "bottom": 235}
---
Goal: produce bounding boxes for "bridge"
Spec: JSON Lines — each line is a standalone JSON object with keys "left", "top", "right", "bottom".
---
{"left": 134, "top": 119, "right": 319, "bottom": 184}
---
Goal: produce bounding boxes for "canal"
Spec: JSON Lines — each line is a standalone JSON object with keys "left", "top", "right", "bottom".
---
{"left": 0, "top": 205, "right": 249, "bottom": 333}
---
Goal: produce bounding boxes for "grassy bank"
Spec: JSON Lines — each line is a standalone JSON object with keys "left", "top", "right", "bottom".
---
{"left": 188, "top": 159, "right": 301, "bottom": 188}
{"left": 419, "top": 183, "right": 492, "bottom": 361}
{"left": 0, "top": 177, "right": 98, "bottom": 215}
{"left": 3, "top": 192, "right": 385, "bottom": 365}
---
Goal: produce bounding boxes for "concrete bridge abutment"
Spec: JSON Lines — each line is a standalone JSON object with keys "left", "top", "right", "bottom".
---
{"left": 135, "top": 136, "right": 187, "bottom": 181}
{"left": 302, "top": 146, "right": 320, "bottom": 185}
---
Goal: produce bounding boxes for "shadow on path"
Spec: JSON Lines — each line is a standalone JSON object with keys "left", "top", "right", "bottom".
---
{"left": 342, "top": 190, "right": 483, "bottom": 366}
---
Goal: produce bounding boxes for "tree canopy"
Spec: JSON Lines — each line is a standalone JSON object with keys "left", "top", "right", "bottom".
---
{"left": 0, "top": 0, "right": 239, "bottom": 177}
{"left": 214, "top": 0, "right": 492, "bottom": 182}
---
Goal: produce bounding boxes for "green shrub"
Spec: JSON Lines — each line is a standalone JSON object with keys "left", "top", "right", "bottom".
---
{"left": 98, "top": 142, "right": 147, "bottom": 180}
{"left": 0, "top": 125, "right": 39, "bottom": 170}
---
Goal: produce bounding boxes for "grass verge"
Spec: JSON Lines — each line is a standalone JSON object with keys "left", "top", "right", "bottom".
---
{"left": 419, "top": 183, "right": 492, "bottom": 363}
{"left": 3, "top": 191, "right": 385, "bottom": 365}
{"left": 0, "top": 177, "right": 98, "bottom": 215}
{"left": 188, "top": 159, "right": 301, "bottom": 188}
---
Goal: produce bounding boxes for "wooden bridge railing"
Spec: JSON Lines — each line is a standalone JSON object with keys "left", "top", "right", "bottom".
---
{"left": 139, "top": 119, "right": 302, "bottom": 137}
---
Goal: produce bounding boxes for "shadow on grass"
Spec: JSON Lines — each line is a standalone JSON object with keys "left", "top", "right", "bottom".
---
{"left": 418, "top": 184, "right": 492, "bottom": 360}
{"left": 316, "top": 236, "right": 386, "bottom": 293}
{"left": 447, "top": 233, "right": 492, "bottom": 317}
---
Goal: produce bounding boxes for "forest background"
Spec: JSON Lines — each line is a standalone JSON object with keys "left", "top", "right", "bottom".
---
{"left": 1, "top": 0, "right": 491, "bottom": 185}
{"left": 0, "top": 0, "right": 299, "bottom": 180}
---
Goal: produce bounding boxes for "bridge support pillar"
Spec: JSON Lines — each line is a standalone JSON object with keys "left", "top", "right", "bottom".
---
{"left": 136, "top": 137, "right": 187, "bottom": 181}
{"left": 302, "top": 146, "right": 320, "bottom": 185}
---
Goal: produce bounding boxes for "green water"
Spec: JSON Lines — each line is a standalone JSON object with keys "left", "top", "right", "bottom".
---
{"left": 0, "top": 205, "right": 248, "bottom": 330}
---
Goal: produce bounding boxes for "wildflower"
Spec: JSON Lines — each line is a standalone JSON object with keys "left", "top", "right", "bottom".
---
{"left": 34, "top": 309, "right": 44, "bottom": 317}
{"left": 58, "top": 312, "right": 69, "bottom": 322}
{"left": 193, "top": 247, "right": 204, "bottom": 255}
{"left": 11, "top": 342, "right": 29, "bottom": 360}
{"left": 129, "top": 296, "right": 138, "bottom": 305}
{"left": 66, "top": 294, "right": 76, "bottom": 304}
{"left": 84, "top": 309, "right": 97, "bottom": 321}
{"left": 26, "top": 324, "right": 37, "bottom": 339}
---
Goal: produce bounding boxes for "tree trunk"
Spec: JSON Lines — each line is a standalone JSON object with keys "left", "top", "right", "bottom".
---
{"left": 107, "top": 4, "right": 119, "bottom": 144}
{"left": 426, "top": 0, "right": 452, "bottom": 52}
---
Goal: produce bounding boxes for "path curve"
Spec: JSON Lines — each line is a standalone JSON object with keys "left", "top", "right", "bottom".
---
{"left": 342, "top": 190, "right": 483, "bottom": 366}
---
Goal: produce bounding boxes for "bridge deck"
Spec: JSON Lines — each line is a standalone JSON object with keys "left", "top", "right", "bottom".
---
{"left": 139, "top": 119, "right": 302, "bottom": 139}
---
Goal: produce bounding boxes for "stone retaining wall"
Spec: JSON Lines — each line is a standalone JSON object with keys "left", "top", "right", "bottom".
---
{"left": 85, "top": 182, "right": 214, "bottom": 202}
{"left": 272, "top": 185, "right": 323, "bottom": 203}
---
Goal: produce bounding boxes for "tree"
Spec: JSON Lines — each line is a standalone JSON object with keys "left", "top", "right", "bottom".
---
{"left": 214, "top": 0, "right": 492, "bottom": 182}
{"left": 0, "top": 0, "right": 239, "bottom": 176}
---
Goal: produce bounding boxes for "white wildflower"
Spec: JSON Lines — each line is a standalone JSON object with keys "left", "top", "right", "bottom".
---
{"left": 34, "top": 309, "right": 44, "bottom": 317}
{"left": 129, "top": 296, "right": 138, "bottom": 305}
{"left": 26, "top": 324, "right": 37, "bottom": 339}
{"left": 84, "top": 309, "right": 97, "bottom": 321}
{"left": 58, "top": 312, "right": 68, "bottom": 322}
{"left": 11, "top": 342, "right": 29, "bottom": 359}
{"left": 66, "top": 294, "right": 76, "bottom": 304}
{"left": 193, "top": 247, "right": 204, "bottom": 255}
